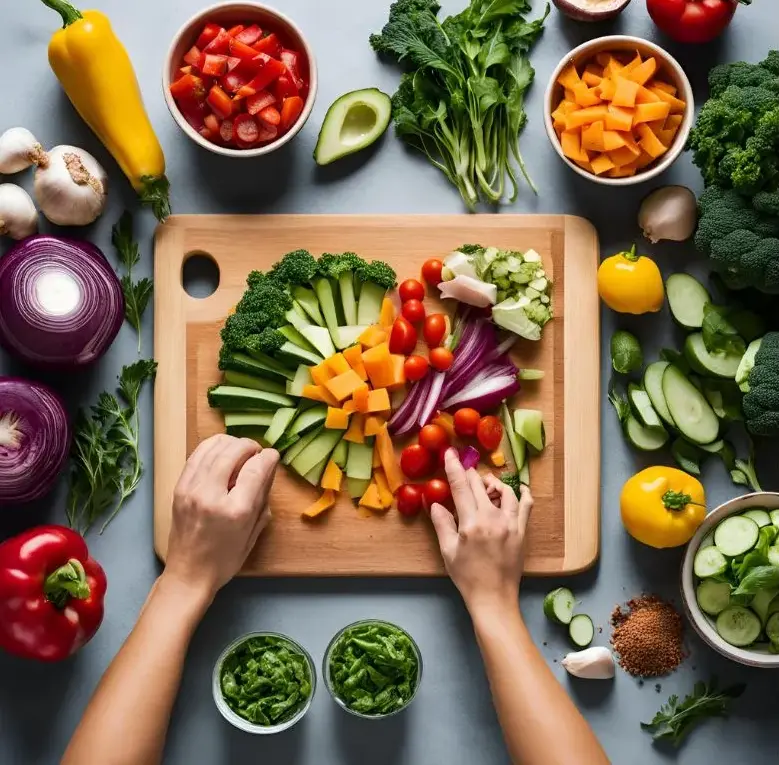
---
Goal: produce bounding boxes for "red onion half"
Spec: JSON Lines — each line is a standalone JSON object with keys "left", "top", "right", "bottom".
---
{"left": 0, "top": 235, "right": 124, "bottom": 367}
{"left": 0, "top": 377, "right": 70, "bottom": 503}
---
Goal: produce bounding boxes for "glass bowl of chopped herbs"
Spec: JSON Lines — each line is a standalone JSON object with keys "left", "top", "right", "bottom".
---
{"left": 213, "top": 632, "right": 316, "bottom": 733}
{"left": 324, "top": 620, "right": 422, "bottom": 719}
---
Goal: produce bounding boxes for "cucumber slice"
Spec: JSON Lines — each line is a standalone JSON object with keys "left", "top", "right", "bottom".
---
{"left": 628, "top": 384, "right": 662, "bottom": 429}
{"left": 207, "top": 385, "right": 296, "bottom": 412}
{"left": 282, "top": 427, "right": 323, "bottom": 466}
{"left": 568, "top": 614, "right": 594, "bottom": 648}
{"left": 767, "top": 613, "right": 779, "bottom": 644}
{"left": 768, "top": 547, "right": 779, "bottom": 567}
{"left": 334, "top": 326, "right": 370, "bottom": 350}
{"left": 513, "top": 409, "right": 545, "bottom": 452}
{"left": 223, "top": 370, "right": 288, "bottom": 396}
{"left": 714, "top": 515, "right": 760, "bottom": 557}
{"left": 697, "top": 439, "right": 725, "bottom": 454}
{"left": 331, "top": 439, "right": 348, "bottom": 469}
{"left": 291, "top": 429, "right": 342, "bottom": 476}
{"left": 347, "top": 477, "right": 370, "bottom": 499}
{"left": 625, "top": 415, "right": 668, "bottom": 451}
{"left": 291, "top": 286, "right": 325, "bottom": 327}
{"left": 716, "top": 605, "right": 762, "bottom": 647}
{"left": 224, "top": 412, "right": 273, "bottom": 440}
{"left": 750, "top": 589, "right": 778, "bottom": 624}
{"left": 743, "top": 509, "right": 772, "bottom": 528}
{"left": 303, "top": 456, "right": 328, "bottom": 486}
{"left": 265, "top": 407, "right": 297, "bottom": 446}
{"left": 288, "top": 405, "right": 328, "bottom": 436}
{"left": 661, "top": 364, "right": 719, "bottom": 445}
{"left": 666, "top": 274, "right": 711, "bottom": 330}
{"left": 278, "top": 341, "right": 323, "bottom": 367}
{"left": 286, "top": 365, "right": 314, "bottom": 397}
{"left": 274, "top": 432, "right": 300, "bottom": 453}
{"left": 696, "top": 580, "right": 732, "bottom": 616}
{"left": 769, "top": 510, "right": 779, "bottom": 529}
{"left": 279, "top": 324, "right": 318, "bottom": 354}
{"left": 699, "top": 530, "right": 715, "bottom": 549}
{"left": 346, "top": 440, "right": 374, "bottom": 481}
{"left": 684, "top": 333, "right": 743, "bottom": 378}
{"left": 543, "top": 587, "right": 574, "bottom": 625}
{"left": 643, "top": 362, "right": 675, "bottom": 427}
{"left": 219, "top": 349, "right": 294, "bottom": 382}
{"left": 297, "top": 325, "right": 337, "bottom": 360}
{"left": 694, "top": 546, "right": 728, "bottom": 578}
{"left": 519, "top": 369, "right": 545, "bottom": 381}
{"left": 735, "top": 338, "right": 761, "bottom": 393}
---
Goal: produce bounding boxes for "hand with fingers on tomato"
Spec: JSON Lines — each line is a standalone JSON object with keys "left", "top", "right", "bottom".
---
{"left": 429, "top": 448, "right": 533, "bottom": 611}
{"left": 165, "top": 434, "right": 280, "bottom": 599}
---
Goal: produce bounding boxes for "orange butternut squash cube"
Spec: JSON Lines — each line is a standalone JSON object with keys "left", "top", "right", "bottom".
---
{"left": 622, "top": 52, "right": 643, "bottom": 74}
{"left": 596, "top": 78, "right": 616, "bottom": 101}
{"left": 634, "top": 151, "right": 656, "bottom": 170}
{"left": 366, "top": 388, "right": 391, "bottom": 414}
{"left": 609, "top": 163, "right": 638, "bottom": 177}
{"left": 325, "top": 407, "right": 351, "bottom": 430}
{"left": 603, "top": 56, "right": 625, "bottom": 80}
{"left": 632, "top": 101, "right": 671, "bottom": 126}
{"left": 635, "top": 86, "right": 661, "bottom": 104}
{"left": 651, "top": 88, "right": 687, "bottom": 114}
{"left": 627, "top": 57, "right": 657, "bottom": 86}
{"left": 582, "top": 70, "right": 602, "bottom": 87}
{"left": 310, "top": 362, "right": 334, "bottom": 387}
{"left": 652, "top": 80, "right": 677, "bottom": 95}
{"left": 374, "top": 469, "right": 394, "bottom": 508}
{"left": 325, "top": 369, "right": 367, "bottom": 402}
{"left": 344, "top": 413, "right": 365, "bottom": 444}
{"left": 564, "top": 87, "right": 577, "bottom": 102}
{"left": 343, "top": 344, "right": 368, "bottom": 381}
{"left": 302, "top": 384, "right": 340, "bottom": 407}
{"left": 605, "top": 105, "right": 634, "bottom": 132}
{"left": 581, "top": 120, "right": 606, "bottom": 153}
{"left": 302, "top": 489, "right": 337, "bottom": 519}
{"left": 372, "top": 440, "right": 382, "bottom": 468}
{"left": 636, "top": 123, "right": 669, "bottom": 159}
{"left": 326, "top": 353, "right": 351, "bottom": 376}
{"left": 565, "top": 105, "right": 609, "bottom": 130}
{"left": 612, "top": 77, "right": 640, "bottom": 108}
{"left": 602, "top": 130, "right": 626, "bottom": 152}
{"left": 364, "top": 414, "right": 387, "bottom": 437}
{"left": 618, "top": 131, "right": 642, "bottom": 157}
{"left": 375, "top": 426, "right": 403, "bottom": 493}
{"left": 561, "top": 130, "right": 583, "bottom": 162}
{"left": 596, "top": 51, "right": 612, "bottom": 68}
{"left": 359, "top": 481, "right": 385, "bottom": 511}
{"left": 386, "top": 354, "right": 407, "bottom": 391}
{"left": 572, "top": 82, "right": 602, "bottom": 108}
{"left": 321, "top": 461, "right": 343, "bottom": 491}
{"left": 359, "top": 325, "right": 387, "bottom": 349}
{"left": 609, "top": 146, "right": 641, "bottom": 167}
{"left": 353, "top": 383, "right": 370, "bottom": 414}
{"left": 665, "top": 113, "right": 683, "bottom": 131}
{"left": 379, "top": 297, "right": 395, "bottom": 329}
{"left": 343, "top": 399, "right": 356, "bottom": 414}
{"left": 362, "top": 342, "right": 394, "bottom": 389}
{"left": 557, "top": 63, "right": 581, "bottom": 90}
{"left": 590, "top": 154, "right": 616, "bottom": 176}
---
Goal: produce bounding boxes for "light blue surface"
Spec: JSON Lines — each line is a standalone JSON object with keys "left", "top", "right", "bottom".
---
{"left": 0, "top": 1, "right": 777, "bottom": 763}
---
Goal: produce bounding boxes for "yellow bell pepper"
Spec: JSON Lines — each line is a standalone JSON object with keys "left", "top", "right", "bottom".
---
{"left": 597, "top": 244, "right": 664, "bottom": 314}
{"left": 42, "top": 0, "right": 170, "bottom": 220}
{"left": 620, "top": 466, "right": 706, "bottom": 549}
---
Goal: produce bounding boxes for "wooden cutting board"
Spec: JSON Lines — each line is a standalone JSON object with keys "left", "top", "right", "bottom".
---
{"left": 154, "top": 215, "right": 600, "bottom": 576}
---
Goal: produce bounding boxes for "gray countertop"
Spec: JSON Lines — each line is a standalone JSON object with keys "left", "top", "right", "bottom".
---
{"left": 1, "top": 1, "right": 777, "bottom": 763}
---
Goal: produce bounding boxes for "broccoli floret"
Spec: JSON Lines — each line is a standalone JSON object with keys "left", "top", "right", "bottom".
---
{"left": 234, "top": 280, "right": 293, "bottom": 327}
{"left": 457, "top": 243, "right": 484, "bottom": 255}
{"left": 243, "top": 327, "right": 287, "bottom": 356}
{"left": 501, "top": 472, "right": 521, "bottom": 498}
{"left": 525, "top": 300, "right": 552, "bottom": 326}
{"left": 742, "top": 332, "right": 779, "bottom": 436}
{"left": 267, "top": 249, "right": 319, "bottom": 286}
{"left": 246, "top": 270, "right": 265, "bottom": 289}
{"left": 318, "top": 251, "right": 368, "bottom": 278}
{"left": 357, "top": 260, "right": 398, "bottom": 289}
{"left": 317, "top": 252, "right": 369, "bottom": 328}
{"left": 754, "top": 190, "right": 779, "bottom": 217}
{"left": 220, "top": 313, "right": 267, "bottom": 351}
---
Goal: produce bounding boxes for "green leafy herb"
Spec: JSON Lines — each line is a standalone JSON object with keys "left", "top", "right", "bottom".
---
{"left": 112, "top": 212, "right": 153, "bottom": 354}
{"left": 370, "top": 0, "right": 549, "bottom": 210}
{"left": 328, "top": 622, "right": 420, "bottom": 716}
{"left": 734, "top": 564, "right": 779, "bottom": 595}
{"left": 220, "top": 635, "right": 312, "bottom": 726}
{"left": 641, "top": 679, "right": 745, "bottom": 747}
{"left": 67, "top": 360, "right": 157, "bottom": 535}
{"left": 611, "top": 330, "right": 643, "bottom": 375}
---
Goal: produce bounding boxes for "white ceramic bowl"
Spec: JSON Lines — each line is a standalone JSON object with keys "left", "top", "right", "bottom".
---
{"left": 163, "top": 2, "right": 318, "bottom": 157}
{"left": 544, "top": 36, "right": 694, "bottom": 186}
{"left": 681, "top": 492, "right": 779, "bottom": 669}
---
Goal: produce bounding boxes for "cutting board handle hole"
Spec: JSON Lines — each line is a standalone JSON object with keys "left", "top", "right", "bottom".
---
{"left": 182, "top": 251, "right": 220, "bottom": 299}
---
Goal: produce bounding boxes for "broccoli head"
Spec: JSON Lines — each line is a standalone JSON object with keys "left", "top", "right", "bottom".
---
{"left": 267, "top": 249, "right": 318, "bottom": 286}
{"left": 357, "top": 260, "right": 398, "bottom": 289}
{"left": 317, "top": 251, "right": 367, "bottom": 278}
{"left": 708, "top": 53, "right": 779, "bottom": 98}
{"left": 220, "top": 313, "right": 267, "bottom": 351}
{"left": 234, "top": 280, "right": 293, "bottom": 327}
{"left": 741, "top": 333, "right": 779, "bottom": 436}
{"left": 246, "top": 270, "right": 265, "bottom": 289}
{"left": 242, "top": 327, "right": 287, "bottom": 356}
{"left": 457, "top": 243, "right": 484, "bottom": 255}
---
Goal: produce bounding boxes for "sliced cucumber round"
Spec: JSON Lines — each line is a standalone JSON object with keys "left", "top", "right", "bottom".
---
{"left": 661, "top": 364, "right": 719, "bottom": 445}
{"left": 767, "top": 612, "right": 779, "bottom": 644}
{"left": 696, "top": 580, "right": 732, "bottom": 616}
{"left": 716, "top": 605, "right": 762, "bottom": 647}
{"left": 625, "top": 415, "right": 668, "bottom": 451}
{"left": 628, "top": 384, "right": 663, "bottom": 429}
{"left": 699, "top": 530, "right": 715, "bottom": 549}
{"left": 666, "top": 274, "right": 711, "bottom": 330}
{"left": 684, "top": 333, "right": 744, "bottom": 379}
{"left": 643, "top": 361, "right": 675, "bottom": 427}
{"left": 543, "top": 587, "right": 574, "bottom": 625}
{"left": 568, "top": 614, "right": 594, "bottom": 648}
{"left": 743, "top": 509, "right": 772, "bottom": 528}
{"left": 714, "top": 515, "right": 760, "bottom": 557}
{"left": 750, "top": 589, "right": 778, "bottom": 625}
{"left": 694, "top": 546, "right": 728, "bottom": 578}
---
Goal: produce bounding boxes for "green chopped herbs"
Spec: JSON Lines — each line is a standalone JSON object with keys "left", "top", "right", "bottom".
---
{"left": 328, "top": 621, "right": 420, "bottom": 717}
{"left": 220, "top": 635, "right": 313, "bottom": 726}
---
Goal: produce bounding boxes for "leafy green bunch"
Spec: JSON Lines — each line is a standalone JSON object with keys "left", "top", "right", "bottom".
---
{"left": 370, "top": 0, "right": 549, "bottom": 210}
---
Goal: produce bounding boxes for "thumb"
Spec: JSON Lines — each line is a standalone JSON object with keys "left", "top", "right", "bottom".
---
{"left": 430, "top": 502, "right": 458, "bottom": 556}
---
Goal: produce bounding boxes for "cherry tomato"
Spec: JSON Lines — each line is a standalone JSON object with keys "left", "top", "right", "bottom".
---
{"left": 404, "top": 355, "right": 429, "bottom": 382}
{"left": 397, "top": 484, "right": 424, "bottom": 517}
{"left": 477, "top": 415, "right": 503, "bottom": 452}
{"left": 401, "top": 299, "right": 426, "bottom": 324}
{"left": 423, "top": 314, "right": 448, "bottom": 347}
{"left": 419, "top": 423, "right": 449, "bottom": 453}
{"left": 429, "top": 347, "right": 454, "bottom": 371}
{"left": 424, "top": 478, "right": 451, "bottom": 507}
{"left": 421, "top": 258, "right": 444, "bottom": 286}
{"left": 389, "top": 317, "right": 418, "bottom": 355}
{"left": 400, "top": 444, "right": 433, "bottom": 479}
{"left": 454, "top": 408, "right": 480, "bottom": 437}
{"left": 399, "top": 278, "right": 425, "bottom": 303}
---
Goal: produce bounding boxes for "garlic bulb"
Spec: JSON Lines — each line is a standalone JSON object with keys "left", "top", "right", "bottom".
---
{"left": 34, "top": 145, "right": 107, "bottom": 227}
{"left": 0, "top": 128, "right": 48, "bottom": 174}
{"left": 0, "top": 183, "right": 38, "bottom": 240}
{"left": 561, "top": 647, "right": 615, "bottom": 679}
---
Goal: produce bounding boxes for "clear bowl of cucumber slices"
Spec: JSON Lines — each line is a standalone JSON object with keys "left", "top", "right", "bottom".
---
{"left": 681, "top": 492, "right": 779, "bottom": 668}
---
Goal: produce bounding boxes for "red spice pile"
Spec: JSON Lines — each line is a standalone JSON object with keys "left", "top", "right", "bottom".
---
{"left": 610, "top": 595, "right": 685, "bottom": 678}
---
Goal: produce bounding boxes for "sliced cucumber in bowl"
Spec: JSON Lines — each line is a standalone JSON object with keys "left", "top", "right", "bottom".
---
{"left": 716, "top": 606, "right": 762, "bottom": 647}
{"left": 714, "top": 515, "right": 759, "bottom": 557}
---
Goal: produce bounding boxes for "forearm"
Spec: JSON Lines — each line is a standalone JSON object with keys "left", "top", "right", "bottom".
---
{"left": 470, "top": 598, "right": 609, "bottom": 765}
{"left": 62, "top": 574, "right": 212, "bottom": 765}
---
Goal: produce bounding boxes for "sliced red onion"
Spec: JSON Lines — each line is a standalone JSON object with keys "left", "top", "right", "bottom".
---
{"left": 459, "top": 445, "right": 481, "bottom": 470}
{"left": 418, "top": 371, "right": 446, "bottom": 427}
{"left": 391, "top": 374, "right": 433, "bottom": 436}
{"left": 441, "top": 373, "right": 521, "bottom": 412}
{"left": 0, "top": 377, "right": 70, "bottom": 503}
{"left": 0, "top": 234, "right": 124, "bottom": 368}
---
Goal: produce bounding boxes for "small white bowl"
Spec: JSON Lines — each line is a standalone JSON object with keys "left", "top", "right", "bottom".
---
{"left": 544, "top": 36, "right": 694, "bottom": 186}
{"left": 681, "top": 492, "right": 779, "bottom": 669}
{"left": 163, "top": 2, "right": 318, "bottom": 157}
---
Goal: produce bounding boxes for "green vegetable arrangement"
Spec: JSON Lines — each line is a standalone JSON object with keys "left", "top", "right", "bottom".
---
{"left": 220, "top": 635, "right": 313, "bottom": 726}
{"left": 327, "top": 621, "right": 420, "bottom": 716}
{"left": 370, "top": 0, "right": 549, "bottom": 210}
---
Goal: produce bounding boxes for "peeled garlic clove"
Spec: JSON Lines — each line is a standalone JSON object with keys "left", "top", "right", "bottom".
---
{"left": 638, "top": 185, "right": 698, "bottom": 244}
{"left": 561, "top": 647, "right": 615, "bottom": 680}
{"left": 34, "top": 145, "right": 107, "bottom": 227}
{"left": 0, "top": 127, "right": 48, "bottom": 174}
{"left": 0, "top": 183, "right": 38, "bottom": 240}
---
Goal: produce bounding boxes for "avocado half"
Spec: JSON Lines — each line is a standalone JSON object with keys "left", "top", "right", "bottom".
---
{"left": 314, "top": 88, "right": 392, "bottom": 166}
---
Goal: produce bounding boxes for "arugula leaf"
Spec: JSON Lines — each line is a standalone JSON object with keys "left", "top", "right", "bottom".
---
{"left": 641, "top": 679, "right": 745, "bottom": 747}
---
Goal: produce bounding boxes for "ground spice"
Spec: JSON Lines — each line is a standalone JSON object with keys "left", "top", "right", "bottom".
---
{"left": 610, "top": 595, "right": 685, "bottom": 678}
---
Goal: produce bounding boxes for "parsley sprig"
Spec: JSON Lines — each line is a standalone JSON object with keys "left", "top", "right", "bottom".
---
{"left": 67, "top": 360, "right": 157, "bottom": 535}
{"left": 112, "top": 212, "right": 153, "bottom": 354}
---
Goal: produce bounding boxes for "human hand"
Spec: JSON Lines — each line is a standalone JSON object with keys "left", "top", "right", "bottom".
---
{"left": 430, "top": 449, "right": 533, "bottom": 614}
{"left": 164, "top": 435, "right": 279, "bottom": 601}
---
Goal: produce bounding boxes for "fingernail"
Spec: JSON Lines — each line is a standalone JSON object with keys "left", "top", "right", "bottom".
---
{"left": 445, "top": 447, "right": 457, "bottom": 461}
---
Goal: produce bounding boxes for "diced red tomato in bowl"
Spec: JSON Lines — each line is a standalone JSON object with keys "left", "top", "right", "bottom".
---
{"left": 166, "top": 11, "right": 315, "bottom": 153}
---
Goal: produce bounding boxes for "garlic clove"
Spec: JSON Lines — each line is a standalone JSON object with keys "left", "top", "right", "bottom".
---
{"left": 561, "top": 647, "right": 616, "bottom": 679}
{"left": 638, "top": 185, "right": 698, "bottom": 244}
{"left": 0, "top": 183, "right": 38, "bottom": 240}
{"left": 0, "top": 127, "right": 48, "bottom": 174}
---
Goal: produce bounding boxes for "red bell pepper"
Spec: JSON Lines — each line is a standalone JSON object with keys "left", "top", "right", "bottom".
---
{"left": 207, "top": 84, "right": 235, "bottom": 119}
{"left": 196, "top": 22, "right": 222, "bottom": 50}
{"left": 0, "top": 525, "right": 106, "bottom": 662}
{"left": 253, "top": 32, "right": 282, "bottom": 58}
{"left": 279, "top": 95, "right": 304, "bottom": 133}
{"left": 646, "top": 0, "right": 750, "bottom": 44}
{"left": 235, "top": 24, "right": 263, "bottom": 47}
{"left": 280, "top": 49, "right": 305, "bottom": 91}
{"left": 235, "top": 54, "right": 287, "bottom": 99}
{"left": 273, "top": 73, "right": 299, "bottom": 102}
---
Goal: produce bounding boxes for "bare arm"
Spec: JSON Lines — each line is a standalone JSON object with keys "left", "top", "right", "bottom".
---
{"left": 62, "top": 435, "right": 280, "bottom": 765}
{"left": 430, "top": 451, "right": 609, "bottom": 765}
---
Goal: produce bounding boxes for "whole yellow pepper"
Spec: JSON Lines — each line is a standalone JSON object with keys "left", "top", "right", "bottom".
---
{"left": 597, "top": 244, "right": 664, "bottom": 314}
{"left": 620, "top": 466, "right": 706, "bottom": 549}
{"left": 42, "top": 0, "right": 170, "bottom": 221}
